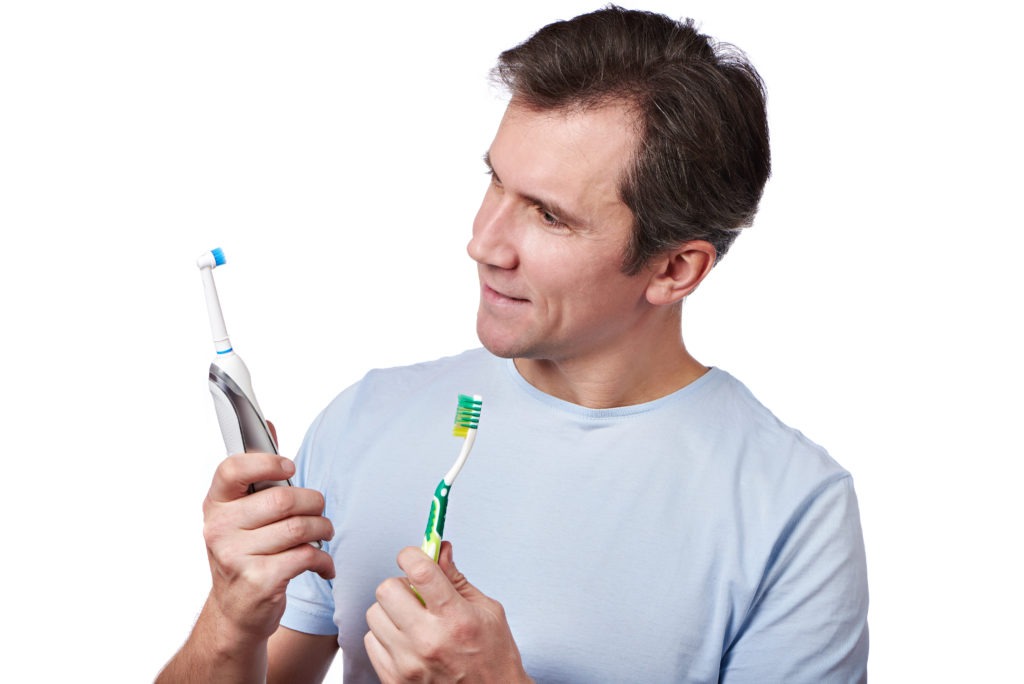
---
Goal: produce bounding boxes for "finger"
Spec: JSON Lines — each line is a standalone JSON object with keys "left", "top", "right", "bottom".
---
{"left": 437, "top": 542, "right": 478, "bottom": 599}
{"left": 266, "top": 419, "right": 278, "bottom": 445}
{"left": 365, "top": 600, "right": 404, "bottom": 651}
{"left": 374, "top": 574, "right": 431, "bottom": 631}
{"left": 278, "top": 542, "right": 336, "bottom": 581}
{"left": 210, "top": 534, "right": 336, "bottom": 595}
{"left": 364, "top": 630, "right": 399, "bottom": 684}
{"left": 236, "top": 513, "right": 335, "bottom": 556}
{"left": 396, "top": 546, "right": 460, "bottom": 613}
{"left": 240, "top": 484, "right": 327, "bottom": 529}
{"left": 203, "top": 487, "right": 330, "bottom": 568}
{"left": 208, "top": 453, "right": 296, "bottom": 503}
{"left": 204, "top": 480, "right": 326, "bottom": 537}
{"left": 246, "top": 540, "right": 336, "bottom": 584}
{"left": 437, "top": 541, "right": 461, "bottom": 585}
{"left": 366, "top": 599, "right": 429, "bottom": 684}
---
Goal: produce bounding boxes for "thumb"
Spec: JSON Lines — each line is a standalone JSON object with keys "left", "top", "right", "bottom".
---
{"left": 438, "top": 541, "right": 482, "bottom": 601}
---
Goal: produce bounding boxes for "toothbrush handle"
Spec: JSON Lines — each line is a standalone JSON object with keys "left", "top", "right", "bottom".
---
{"left": 421, "top": 479, "right": 450, "bottom": 562}
{"left": 208, "top": 363, "right": 322, "bottom": 549}
{"left": 208, "top": 364, "right": 291, "bottom": 491}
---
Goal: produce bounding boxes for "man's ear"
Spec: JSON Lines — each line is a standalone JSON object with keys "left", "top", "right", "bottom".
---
{"left": 645, "top": 240, "right": 717, "bottom": 306}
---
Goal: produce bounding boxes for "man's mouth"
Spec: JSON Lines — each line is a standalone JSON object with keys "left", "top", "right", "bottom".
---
{"left": 482, "top": 283, "right": 529, "bottom": 305}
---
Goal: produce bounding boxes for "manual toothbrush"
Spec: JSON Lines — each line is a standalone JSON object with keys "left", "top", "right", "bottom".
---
{"left": 421, "top": 394, "right": 483, "bottom": 562}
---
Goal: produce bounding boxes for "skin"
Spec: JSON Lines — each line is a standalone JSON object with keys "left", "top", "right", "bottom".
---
{"left": 469, "top": 101, "right": 714, "bottom": 408}
{"left": 158, "top": 100, "right": 717, "bottom": 683}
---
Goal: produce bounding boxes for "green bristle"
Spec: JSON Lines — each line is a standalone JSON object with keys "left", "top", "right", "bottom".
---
{"left": 452, "top": 394, "right": 482, "bottom": 437}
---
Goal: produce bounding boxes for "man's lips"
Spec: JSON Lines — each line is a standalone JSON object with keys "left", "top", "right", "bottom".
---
{"left": 481, "top": 283, "right": 529, "bottom": 305}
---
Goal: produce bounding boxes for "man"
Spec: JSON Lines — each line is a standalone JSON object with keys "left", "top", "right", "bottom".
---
{"left": 159, "top": 7, "right": 868, "bottom": 683}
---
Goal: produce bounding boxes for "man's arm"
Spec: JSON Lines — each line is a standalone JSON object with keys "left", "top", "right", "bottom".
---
{"left": 156, "top": 453, "right": 335, "bottom": 683}
{"left": 158, "top": 616, "right": 338, "bottom": 684}
{"left": 267, "top": 627, "right": 339, "bottom": 683}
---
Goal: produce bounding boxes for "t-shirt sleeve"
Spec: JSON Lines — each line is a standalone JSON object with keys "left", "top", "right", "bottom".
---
{"left": 279, "top": 411, "right": 339, "bottom": 637}
{"left": 280, "top": 571, "right": 337, "bottom": 636}
{"left": 720, "top": 474, "right": 869, "bottom": 683}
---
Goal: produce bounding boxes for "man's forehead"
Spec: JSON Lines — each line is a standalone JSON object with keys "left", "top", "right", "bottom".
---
{"left": 490, "top": 101, "right": 636, "bottom": 164}
{"left": 489, "top": 102, "right": 635, "bottom": 179}
{"left": 484, "top": 101, "right": 637, "bottom": 231}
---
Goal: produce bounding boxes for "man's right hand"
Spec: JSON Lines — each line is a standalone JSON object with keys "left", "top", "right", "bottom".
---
{"left": 202, "top": 452, "right": 335, "bottom": 642}
{"left": 157, "top": 453, "right": 335, "bottom": 683}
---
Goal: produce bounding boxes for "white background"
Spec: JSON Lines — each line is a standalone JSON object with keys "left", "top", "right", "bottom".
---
{"left": 1, "top": 1, "right": 1020, "bottom": 681}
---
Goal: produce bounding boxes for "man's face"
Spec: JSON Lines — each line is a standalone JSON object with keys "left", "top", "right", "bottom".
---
{"left": 468, "top": 101, "right": 655, "bottom": 364}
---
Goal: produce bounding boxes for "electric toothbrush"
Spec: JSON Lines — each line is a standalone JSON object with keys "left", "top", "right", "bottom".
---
{"left": 197, "top": 247, "right": 290, "bottom": 492}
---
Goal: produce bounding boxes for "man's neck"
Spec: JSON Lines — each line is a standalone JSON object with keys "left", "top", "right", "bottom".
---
{"left": 513, "top": 336, "right": 708, "bottom": 409}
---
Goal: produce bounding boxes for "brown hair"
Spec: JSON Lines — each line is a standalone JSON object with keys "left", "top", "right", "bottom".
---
{"left": 492, "top": 5, "right": 771, "bottom": 273}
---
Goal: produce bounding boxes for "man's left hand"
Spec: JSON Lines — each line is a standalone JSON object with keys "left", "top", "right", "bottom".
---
{"left": 365, "top": 542, "right": 533, "bottom": 683}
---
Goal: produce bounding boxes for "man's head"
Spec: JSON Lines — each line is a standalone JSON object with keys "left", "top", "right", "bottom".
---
{"left": 492, "top": 5, "right": 771, "bottom": 274}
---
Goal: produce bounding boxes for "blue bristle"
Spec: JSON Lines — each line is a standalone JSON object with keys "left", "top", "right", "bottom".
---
{"left": 211, "top": 247, "right": 226, "bottom": 266}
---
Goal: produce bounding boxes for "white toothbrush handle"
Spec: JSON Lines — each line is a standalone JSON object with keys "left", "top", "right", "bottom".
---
{"left": 208, "top": 361, "right": 291, "bottom": 491}
{"left": 207, "top": 364, "right": 321, "bottom": 548}
{"left": 209, "top": 380, "right": 248, "bottom": 455}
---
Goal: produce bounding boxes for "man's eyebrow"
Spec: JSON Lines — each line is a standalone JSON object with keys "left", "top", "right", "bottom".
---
{"left": 480, "top": 151, "right": 589, "bottom": 229}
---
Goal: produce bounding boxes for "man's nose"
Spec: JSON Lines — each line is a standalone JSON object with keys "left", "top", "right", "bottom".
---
{"left": 467, "top": 192, "right": 518, "bottom": 270}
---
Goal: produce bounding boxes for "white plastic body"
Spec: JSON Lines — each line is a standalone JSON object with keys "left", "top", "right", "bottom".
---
{"left": 212, "top": 350, "right": 268, "bottom": 436}
{"left": 208, "top": 352, "right": 289, "bottom": 491}
{"left": 443, "top": 428, "right": 477, "bottom": 486}
{"left": 199, "top": 265, "right": 232, "bottom": 354}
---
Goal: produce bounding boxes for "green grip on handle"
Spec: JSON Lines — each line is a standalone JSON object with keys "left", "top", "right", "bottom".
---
{"left": 421, "top": 479, "right": 450, "bottom": 562}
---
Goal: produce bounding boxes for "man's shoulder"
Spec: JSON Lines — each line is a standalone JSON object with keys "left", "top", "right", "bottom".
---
{"left": 702, "top": 368, "right": 849, "bottom": 482}
{"left": 318, "top": 348, "right": 499, "bottom": 422}
{"left": 360, "top": 347, "right": 497, "bottom": 387}
{"left": 299, "top": 348, "right": 500, "bottom": 456}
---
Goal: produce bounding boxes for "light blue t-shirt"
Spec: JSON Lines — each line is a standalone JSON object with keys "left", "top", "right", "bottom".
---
{"left": 281, "top": 349, "right": 868, "bottom": 683}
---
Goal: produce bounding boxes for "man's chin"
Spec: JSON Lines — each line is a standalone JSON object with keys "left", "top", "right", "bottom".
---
{"left": 478, "top": 336, "right": 518, "bottom": 359}
{"left": 476, "top": 322, "right": 526, "bottom": 360}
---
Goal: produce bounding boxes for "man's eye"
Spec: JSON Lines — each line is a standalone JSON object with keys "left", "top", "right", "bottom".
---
{"left": 535, "top": 205, "right": 568, "bottom": 230}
